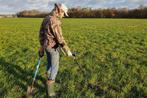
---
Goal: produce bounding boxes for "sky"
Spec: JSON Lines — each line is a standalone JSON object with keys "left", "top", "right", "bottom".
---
{"left": 0, "top": 0, "right": 147, "bottom": 14}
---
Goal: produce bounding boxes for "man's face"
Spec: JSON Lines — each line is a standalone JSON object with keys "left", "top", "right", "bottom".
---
{"left": 59, "top": 9, "right": 65, "bottom": 18}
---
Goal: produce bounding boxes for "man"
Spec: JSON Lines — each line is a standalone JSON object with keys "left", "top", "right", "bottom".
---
{"left": 38, "top": 3, "right": 73, "bottom": 97}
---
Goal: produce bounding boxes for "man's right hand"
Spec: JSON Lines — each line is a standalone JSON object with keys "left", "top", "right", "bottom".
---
{"left": 38, "top": 47, "right": 44, "bottom": 58}
{"left": 67, "top": 50, "right": 73, "bottom": 57}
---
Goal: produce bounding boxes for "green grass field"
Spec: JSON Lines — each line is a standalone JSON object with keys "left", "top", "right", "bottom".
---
{"left": 0, "top": 18, "right": 147, "bottom": 98}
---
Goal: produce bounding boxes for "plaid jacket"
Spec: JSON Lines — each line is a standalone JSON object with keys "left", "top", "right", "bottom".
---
{"left": 39, "top": 15, "right": 66, "bottom": 49}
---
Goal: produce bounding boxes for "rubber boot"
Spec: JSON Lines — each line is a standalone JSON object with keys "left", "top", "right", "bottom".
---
{"left": 46, "top": 81, "right": 56, "bottom": 97}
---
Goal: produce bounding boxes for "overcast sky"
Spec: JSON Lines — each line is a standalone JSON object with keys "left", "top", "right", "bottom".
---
{"left": 0, "top": 0, "right": 147, "bottom": 14}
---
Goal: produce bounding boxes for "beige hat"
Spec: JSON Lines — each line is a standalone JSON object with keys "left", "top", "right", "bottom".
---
{"left": 60, "top": 4, "right": 69, "bottom": 16}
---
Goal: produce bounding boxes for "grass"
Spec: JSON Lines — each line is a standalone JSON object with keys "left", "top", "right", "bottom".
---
{"left": 0, "top": 18, "right": 147, "bottom": 98}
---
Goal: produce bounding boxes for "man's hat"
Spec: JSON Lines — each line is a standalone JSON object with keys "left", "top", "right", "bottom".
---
{"left": 55, "top": 3, "right": 69, "bottom": 17}
{"left": 61, "top": 4, "right": 68, "bottom": 16}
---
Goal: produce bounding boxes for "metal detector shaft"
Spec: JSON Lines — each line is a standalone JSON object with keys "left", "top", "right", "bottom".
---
{"left": 59, "top": 44, "right": 84, "bottom": 73}
{"left": 73, "top": 57, "right": 85, "bottom": 73}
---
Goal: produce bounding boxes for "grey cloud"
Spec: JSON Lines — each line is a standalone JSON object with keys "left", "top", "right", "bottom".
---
{"left": 0, "top": 0, "right": 147, "bottom": 14}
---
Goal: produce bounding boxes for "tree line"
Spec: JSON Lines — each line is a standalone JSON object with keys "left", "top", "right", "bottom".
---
{"left": 17, "top": 6, "right": 147, "bottom": 18}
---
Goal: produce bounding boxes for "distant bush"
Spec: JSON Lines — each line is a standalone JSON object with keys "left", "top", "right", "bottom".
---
{"left": 68, "top": 6, "right": 147, "bottom": 18}
{"left": 17, "top": 10, "right": 49, "bottom": 18}
{"left": 17, "top": 5, "right": 147, "bottom": 18}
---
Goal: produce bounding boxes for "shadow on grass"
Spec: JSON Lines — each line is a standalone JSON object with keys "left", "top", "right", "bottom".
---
{"left": 0, "top": 57, "right": 47, "bottom": 98}
{"left": 125, "top": 86, "right": 147, "bottom": 98}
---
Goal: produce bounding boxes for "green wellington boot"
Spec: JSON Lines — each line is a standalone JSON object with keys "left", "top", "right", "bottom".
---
{"left": 46, "top": 81, "right": 56, "bottom": 97}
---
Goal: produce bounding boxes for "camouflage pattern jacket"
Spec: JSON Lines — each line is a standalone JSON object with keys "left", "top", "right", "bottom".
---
{"left": 39, "top": 15, "right": 67, "bottom": 49}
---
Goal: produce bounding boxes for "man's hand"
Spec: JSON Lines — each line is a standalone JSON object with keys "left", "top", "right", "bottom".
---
{"left": 67, "top": 50, "right": 73, "bottom": 57}
{"left": 38, "top": 47, "right": 44, "bottom": 58}
{"left": 61, "top": 45, "right": 75, "bottom": 58}
{"left": 67, "top": 50, "right": 76, "bottom": 59}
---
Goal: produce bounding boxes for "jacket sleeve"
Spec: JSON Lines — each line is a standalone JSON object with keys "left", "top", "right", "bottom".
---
{"left": 39, "top": 18, "right": 47, "bottom": 48}
{"left": 39, "top": 27, "right": 45, "bottom": 47}
{"left": 50, "top": 19, "right": 71, "bottom": 55}
{"left": 50, "top": 20, "right": 67, "bottom": 45}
